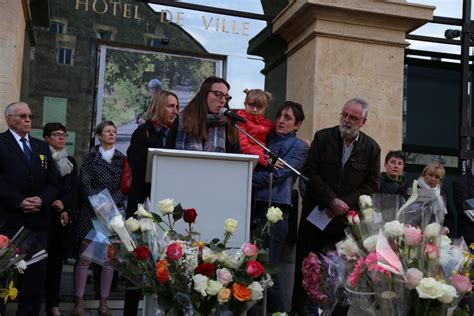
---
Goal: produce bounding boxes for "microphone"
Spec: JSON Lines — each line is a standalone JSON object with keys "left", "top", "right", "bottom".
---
{"left": 219, "top": 108, "right": 246, "bottom": 124}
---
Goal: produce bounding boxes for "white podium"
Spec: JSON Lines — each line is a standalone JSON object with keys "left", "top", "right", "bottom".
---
{"left": 146, "top": 148, "right": 258, "bottom": 248}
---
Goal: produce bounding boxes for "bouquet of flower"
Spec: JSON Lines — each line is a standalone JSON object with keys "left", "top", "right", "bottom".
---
{"left": 84, "top": 191, "right": 280, "bottom": 315}
{"left": 0, "top": 227, "right": 48, "bottom": 304}
{"left": 334, "top": 191, "right": 473, "bottom": 316}
{"left": 301, "top": 250, "right": 345, "bottom": 315}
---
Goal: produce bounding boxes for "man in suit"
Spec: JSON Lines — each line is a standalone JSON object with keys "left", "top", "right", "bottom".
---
{"left": 0, "top": 102, "right": 59, "bottom": 315}
{"left": 292, "top": 98, "right": 381, "bottom": 315}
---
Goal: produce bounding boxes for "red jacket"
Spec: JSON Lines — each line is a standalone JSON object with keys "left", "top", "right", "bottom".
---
{"left": 236, "top": 109, "right": 274, "bottom": 167}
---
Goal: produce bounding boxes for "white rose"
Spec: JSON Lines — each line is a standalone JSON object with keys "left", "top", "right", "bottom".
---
{"left": 425, "top": 223, "right": 441, "bottom": 239}
{"left": 109, "top": 215, "right": 124, "bottom": 230}
{"left": 338, "top": 238, "right": 358, "bottom": 259}
{"left": 201, "top": 247, "right": 218, "bottom": 263}
{"left": 248, "top": 281, "right": 264, "bottom": 300}
{"left": 359, "top": 195, "right": 373, "bottom": 210}
{"left": 158, "top": 198, "right": 175, "bottom": 214}
{"left": 193, "top": 274, "right": 209, "bottom": 296}
{"left": 266, "top": 206, "right": 283, "bottom": 224}
{"left": 363, "top": 235, "right": 378, "bottom": 252}
{"left": 124, "top": 218, "right": 141, "bottom": 233}
{"left": 416, "top": 278, "right": 443, "bottom": 299}
{"left": 224, "top": 218, "right": 238, "bottom": 234}
{"left": 139, "top": 218, "right": 153, "bottom": 232}
{"left": 134, "top": 205, "right": 153, "bottom": 218}
{"left": 384, "top": 220, "right": 404, "bottom": 238}
{"left": 439, "top": 235, "right": 452, "bottom": 250}
{"left": 437, "top": 284, "right": 458, "bottom": 304}
{"left": 206, "top": 279, "right": 223, "bottom": 296}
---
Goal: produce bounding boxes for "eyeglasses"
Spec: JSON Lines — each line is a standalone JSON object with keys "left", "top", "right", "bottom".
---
{"left": 210, "top": 90, "right": 232, "bottom": 101}
{"left": 50, "top": 132, "right": 68, "bottom": 138}
{"left": 8, "top": 114, "right": 33, "bottom": 120}
{"left": 340, "top": 112, "right": 363, "bottom": 122}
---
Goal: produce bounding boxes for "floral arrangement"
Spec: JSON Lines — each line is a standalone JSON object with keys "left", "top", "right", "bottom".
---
{"left": 85, "top": 190, "right": 280, "bottom": 315}
{"left": 301, "top": 183, "right": 473, "bottom": 316}
{"left": 330, "top": 188, "right": 473, "bottom": 316}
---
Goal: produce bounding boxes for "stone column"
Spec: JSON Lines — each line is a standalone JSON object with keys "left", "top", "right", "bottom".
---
{"left": 0, "top": 0, "right": 28, "bottom": 130}
{"left": 272, "top": 0, "right": 434, "bottom": 158}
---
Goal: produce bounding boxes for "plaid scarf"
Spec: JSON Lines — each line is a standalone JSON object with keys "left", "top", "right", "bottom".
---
{"left": 175, "top": 113, "right": 227, "bottom": 152}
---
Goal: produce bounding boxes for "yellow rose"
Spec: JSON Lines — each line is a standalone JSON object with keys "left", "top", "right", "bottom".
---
{"left": 266, "top": 206, "right": 283, "bottom": 223}
{"left": 158, "top": 198, "right": 175, "bottom": 214}
{"left": 224, "top": 218, "right": 238, "bottom": 234}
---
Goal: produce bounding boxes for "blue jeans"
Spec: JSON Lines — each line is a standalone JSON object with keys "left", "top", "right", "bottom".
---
{"left": 251, "top": 203, "right": 289, "bottom": 313}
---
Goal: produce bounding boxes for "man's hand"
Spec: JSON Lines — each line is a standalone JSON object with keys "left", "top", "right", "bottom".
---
{"left": 20, "top": 197, "right": 42, "bottom": 213}
{"left": 327, "top": 198, "right": 349, "bottom": 217}
{"left": 52, "top": 200, "right": 64, "bottom": 213}
{"left": 60, "top": 211, "right": 69, "bottom": 226}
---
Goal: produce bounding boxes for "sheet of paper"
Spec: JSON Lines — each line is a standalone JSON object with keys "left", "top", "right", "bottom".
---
{"left": 306, "top": 205, "right": 333, "bottom": 231}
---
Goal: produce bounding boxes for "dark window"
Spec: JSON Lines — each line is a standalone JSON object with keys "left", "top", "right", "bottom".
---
{"left": 146, "top": 38, "right": 163, "bottom": 47}
{"left": 58, "top": 48, "right": 73, "bottom": 65}
{"left": 49, "top": 23, "right": 64, "bottom": 34}
{"left": 97, "top": 30, "right": 113, "bottom": 40}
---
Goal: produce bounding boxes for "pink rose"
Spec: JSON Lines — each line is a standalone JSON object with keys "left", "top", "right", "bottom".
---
{"left": 165, "top": 242, "right": 183, "bottom": 261}
{"left": 406, "top": 268, "right": 423, "bottom": 289}
{"left": 450, "top": 274, "right": 472, "bottom": 293}
{"left": 216, "top": 268, "right": 233, "bottom": 285}
{"left": 404, "top": 225, "right": 422, "bottom": 246}
{"left": 424, "top": 242, "right": 439, "bottom": 259}
{"left": 242, "top": 242, "right": 258, "bottom": 257}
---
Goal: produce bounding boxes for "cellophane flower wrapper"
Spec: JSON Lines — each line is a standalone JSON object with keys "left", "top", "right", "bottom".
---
{"left": 397, "top": 180, "right": 446, "bottom": 231}
{"left": 89, "top": 189, "right": 135, "bottom": 251}
{"left": 302, "top": 250, "right": 346, "bottom": 315}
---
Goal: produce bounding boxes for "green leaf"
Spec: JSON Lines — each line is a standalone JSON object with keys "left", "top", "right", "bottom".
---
{"left": 209, "top": 242, "right": 225, "bottom": 252}
{"left": 173, "top": 203, "right": 183, "bottom": 221}
{"left": 264, "top": 263, "right": 279, "bottom": 274}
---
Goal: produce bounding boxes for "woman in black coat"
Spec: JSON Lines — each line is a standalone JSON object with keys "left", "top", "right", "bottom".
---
{"left": 43, "top": 123, "right": 79, "bottom": 316}
{"left": 124, "top": 90, "right": 179, "bottom": 316}
{"left": 380, "top": 150, "right": 406, "bottom": 196}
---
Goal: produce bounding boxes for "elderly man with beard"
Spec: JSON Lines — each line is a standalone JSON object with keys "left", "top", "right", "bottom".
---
{"left": 292, "top": 98, "right": 381, "bottom": 315}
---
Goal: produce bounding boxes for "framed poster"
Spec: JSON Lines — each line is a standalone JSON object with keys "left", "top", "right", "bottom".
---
{"left": 95, "top": 44, "right": 225, "bottom": 153}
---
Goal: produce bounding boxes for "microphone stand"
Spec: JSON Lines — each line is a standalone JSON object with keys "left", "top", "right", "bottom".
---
{"left": 230, "top": 118, "right": 308, "bottom": 316}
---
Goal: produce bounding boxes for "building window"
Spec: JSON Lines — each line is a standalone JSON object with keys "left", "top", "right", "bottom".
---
{"left": 57, "top": 48, "right": 73, "bottom": 65}
{"left": 49, "top": 22, "right": 65, "bottom": 34}
{"left": 97, "top": 30, "right": 113, "bottom": 40}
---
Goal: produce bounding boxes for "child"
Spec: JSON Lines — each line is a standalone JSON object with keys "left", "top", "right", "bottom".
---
{"left": 236, "top": 89, "right": 273, "bottom": 167}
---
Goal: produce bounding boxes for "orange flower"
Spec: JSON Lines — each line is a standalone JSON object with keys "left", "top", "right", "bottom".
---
{"left": 232, "top": 283, "right": 251, "bottom": 302}
{"left": 0, "top": 235, "right": 10, "bottom": 249}
{"left": 106, "top": 245, "right": 116, "bottom": 261}
{"left": 156, "top": 259, "right": 170, "bottom": 284}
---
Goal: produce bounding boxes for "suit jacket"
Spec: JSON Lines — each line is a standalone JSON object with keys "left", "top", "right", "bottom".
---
{"left": 453, "top": 172, "right": 474, "bottom": 245}
{"left": 0, "top": 131, "right": 60, "bottom": 229}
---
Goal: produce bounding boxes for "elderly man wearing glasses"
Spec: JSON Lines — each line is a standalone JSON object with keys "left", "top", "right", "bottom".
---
{"left": 0, "top": 102, "right": 60, "bottom": 315}
{"left": 292, "top": 98, "right": 381, "bottom": 315}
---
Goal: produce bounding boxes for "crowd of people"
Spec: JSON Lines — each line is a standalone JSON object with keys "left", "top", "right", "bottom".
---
{"left": 0, "top": 75, "right": 470, "bottom": 316}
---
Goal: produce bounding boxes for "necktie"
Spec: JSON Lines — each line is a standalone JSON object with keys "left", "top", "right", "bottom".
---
{"left": 20, "top": 138, "right": 33, "bottom": 161}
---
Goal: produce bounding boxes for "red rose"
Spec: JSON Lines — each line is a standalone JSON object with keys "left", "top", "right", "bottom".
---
{"left": 166, "top": 242, "right": 183, "bottom": 261}
{"left": 245, "top": 260, "right": 265, "bottom": 278}
{"left": 133, "top": 246, "right": 151, "bottom": 261}
{"left": 194, "top": 262, "right": 216, "bottom": 278}
{"left": 183, "top": 208, "right": 198, "bottom": 223}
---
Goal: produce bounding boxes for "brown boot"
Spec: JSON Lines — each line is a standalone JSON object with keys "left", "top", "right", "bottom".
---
{"left": 98, "top": 304, "right": 112, "bottom": 316}
{"left": 72, "top": 300, "right": 85, "bottom": 316}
